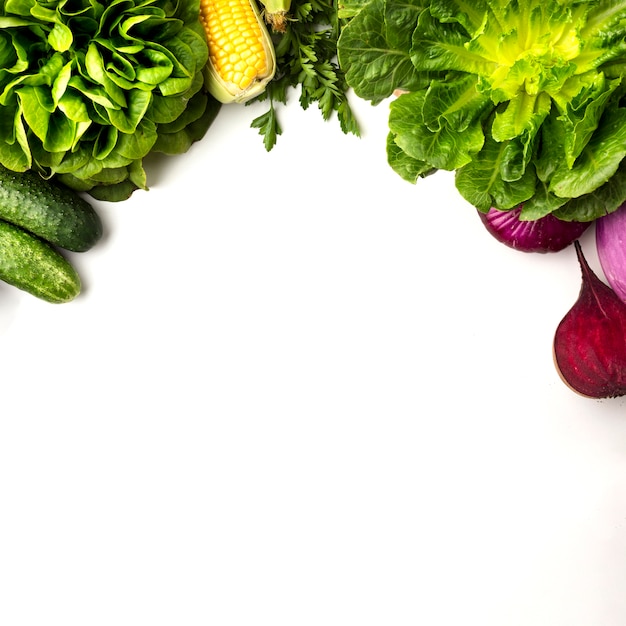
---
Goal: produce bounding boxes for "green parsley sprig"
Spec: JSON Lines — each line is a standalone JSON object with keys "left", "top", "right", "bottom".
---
{"left": 250, "top": 0, "right": 361, "bottom": 150}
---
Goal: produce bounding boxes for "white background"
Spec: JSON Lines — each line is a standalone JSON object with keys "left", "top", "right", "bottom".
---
{"left": 1, "top": 92, "right": 625, "bottom": 625}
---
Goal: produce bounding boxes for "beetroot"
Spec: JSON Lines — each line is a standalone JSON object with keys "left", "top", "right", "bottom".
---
{"left": 553, "top": 241, "right": 626, "bottom": 398}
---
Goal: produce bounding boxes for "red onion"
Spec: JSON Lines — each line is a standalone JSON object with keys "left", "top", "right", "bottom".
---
{"left": 553, "top": 241, "right": 626, "bottom": 398}
{"left": 478, "top": 206, "right": 590, "bottom": 253}
{"left": 596, "top": 201, "right": 626, "bottom": 303}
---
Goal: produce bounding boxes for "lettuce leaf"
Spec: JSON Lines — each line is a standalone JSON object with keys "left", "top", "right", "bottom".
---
{"left": 0, "top": 0, "right": 219, "bottom": 201}
{"left": 337, "top": 0, "right": 626, "bottom": 221}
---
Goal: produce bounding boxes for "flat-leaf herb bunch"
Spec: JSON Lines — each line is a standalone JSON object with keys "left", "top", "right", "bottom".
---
{"left": 250, "top": 0, "right": 361, "bottom": 150}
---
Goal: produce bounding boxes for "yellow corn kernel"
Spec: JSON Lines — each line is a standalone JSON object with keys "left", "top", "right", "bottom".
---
{"left": 199, "top": 0, "right": 276, "bottom": 103}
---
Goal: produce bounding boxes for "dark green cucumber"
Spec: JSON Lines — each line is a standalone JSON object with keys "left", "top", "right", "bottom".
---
{"left": 0, "top": 220, "right": 81, "bottom": 303}
{"left": 0, "top": 165, "right": 103, "bottom": 252}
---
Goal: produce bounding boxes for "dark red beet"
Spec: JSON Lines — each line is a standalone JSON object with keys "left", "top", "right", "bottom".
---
{"left": 553, "top": 241, "right": 626, "bottom": 398}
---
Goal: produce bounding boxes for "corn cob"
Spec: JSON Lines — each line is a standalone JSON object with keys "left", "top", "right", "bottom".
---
{"left": 258, "top": 0, "right": 291, "bottom": 33}
{"left": 199, "top": 0, "right": 277, "bottom": 103}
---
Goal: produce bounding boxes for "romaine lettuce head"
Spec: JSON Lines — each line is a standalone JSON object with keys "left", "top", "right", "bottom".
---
{"left": 0, "top": 0, "right": 220, "bottom": 201}
{"left": 338, "top": 0, "right": 626, "bottom": 222}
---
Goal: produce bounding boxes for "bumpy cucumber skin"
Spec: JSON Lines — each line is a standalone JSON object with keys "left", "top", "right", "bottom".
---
{"left": 0, "top": 220, "right": 81, "bottom": 303}
{"left": 0, "top": 166, "right": 103, "bottom": 252}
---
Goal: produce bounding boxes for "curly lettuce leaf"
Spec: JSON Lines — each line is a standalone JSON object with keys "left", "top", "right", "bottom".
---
{"left": 337, "top": 0, "right": 431, "bottom": 104}
{"left": 0, "top": 0, "right": 218, "bottom": 201}
{"left": 338, "top": 0, "right": 626, "bottom": 221}
{"left": 386, "top": 130, "right": 435, "bottom": 182}
{"left": 389, "top": 87, "right": 486, "bottom": 170}
{"left": 455, "top": 130, "right": 538, "bottom": 211}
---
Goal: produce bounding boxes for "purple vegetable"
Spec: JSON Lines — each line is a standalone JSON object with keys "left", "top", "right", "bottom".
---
{"left": 478, "top": 206, "right": 590, "bottom": 253}
{"left": 596, "top": 202, "right": 626, "bottom": 303}
{"left": 553, "top": 241, "right": 626, "bottom": 399}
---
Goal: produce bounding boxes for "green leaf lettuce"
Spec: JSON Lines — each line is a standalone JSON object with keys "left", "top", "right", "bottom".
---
{"left": 337, "top": 0, "right": 626, "bottom": 222}
{"left": 0, "top": 0, "right": 220, "bottom": 201}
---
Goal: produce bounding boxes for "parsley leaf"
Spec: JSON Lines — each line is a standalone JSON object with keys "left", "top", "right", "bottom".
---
{"left": 249, "top": 0, "right": 360, "bottom": 150}
{"left": 250, "top": 103, "right": 283, "bottom": 151}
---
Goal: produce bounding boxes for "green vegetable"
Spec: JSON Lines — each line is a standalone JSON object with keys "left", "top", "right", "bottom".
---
{"left": 0, "top": 165, "right": 102, "bottom": 252}
{"left": 0, "top": 0, "right": 220, "bottom": 202}
{"left": 337, "top": 0, "right": 626, "bottom": 222}
{"left": 0, "top": 220, "right": 81, "bottom": 303}
{"left": 249, "top": 0, "right": 361, "bottom": 150}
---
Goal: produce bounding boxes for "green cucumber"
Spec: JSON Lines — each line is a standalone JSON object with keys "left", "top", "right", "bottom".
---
{"left": 0, "top": 220, "right": 81, "bottom": 303}
{"left": 0, "top": 165, "right": 103, "bottom": 252}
